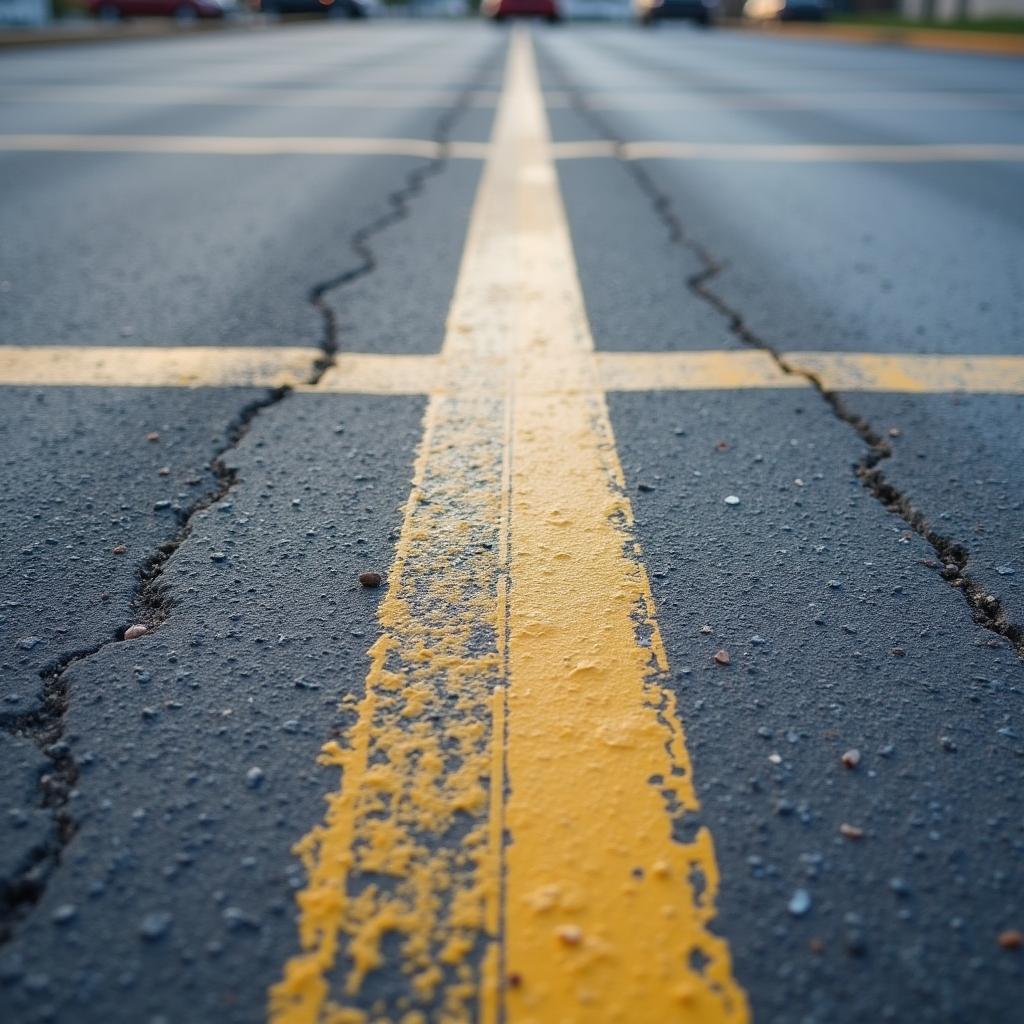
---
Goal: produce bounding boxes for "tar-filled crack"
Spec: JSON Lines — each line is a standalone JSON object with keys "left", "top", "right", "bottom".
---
{"left": 0, "top": 55, "right": 499, "bottom": 947}
{"left": 540, "top": 49, "right": 1024, "bottom": 662}
{"left": 307, "top": 60, "right": 494, "bottom": 379}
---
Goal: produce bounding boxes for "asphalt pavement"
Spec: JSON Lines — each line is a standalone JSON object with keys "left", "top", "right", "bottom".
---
{"left": 1, "top": 18, "right": 1022, "bottom": 1024}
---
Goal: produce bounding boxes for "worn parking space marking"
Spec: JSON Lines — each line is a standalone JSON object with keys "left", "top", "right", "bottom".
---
{"left": 550, "top": 140, "right": 1024, "bottom": 162}
{"left": 6, "top": 137, "right": 1024, "bottom": 165}
{"left": 0, "top": 86, "right": 504, "bottom": 108}
{"left": 546, "top": 90, "right": 1024, "bottom": 112}
{"left": 789, "top": 352, "right": 1024, "bottom": 395}
{"left": 0, "top": 345, "right": 323, "bottom": 389}
{"left": 269, "top": 27, "right": 747, "bottom": 1024}
{"left": 6, "top": 346, "right": 1024, "bottom": 397}
{"left": 0, "top": 135, "right": 490, "bottom": 160}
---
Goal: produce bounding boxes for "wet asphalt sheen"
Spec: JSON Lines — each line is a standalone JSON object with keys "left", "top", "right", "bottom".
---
{"left": 1, "top": 19, "right": 1023, "bottom": 1024}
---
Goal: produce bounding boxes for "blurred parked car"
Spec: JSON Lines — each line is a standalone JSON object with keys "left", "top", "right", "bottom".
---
{"left": 634, "top": 0, "right": 717, "bottom": 26}
{"left": 89, "top": 0, "right": 236, "bottom": 18}
{"left": 482, "top": 0, "right": 563, "bottom": 22}
{"left": 259, "top": 0, "right": 370, "bottom": 14}
{"left": 743, "top": 0, "right": 829, "bottom": 21}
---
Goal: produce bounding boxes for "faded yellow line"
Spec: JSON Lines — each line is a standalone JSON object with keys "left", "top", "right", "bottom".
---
{"left": 0, "top": 344, "right": 321, "bottom": 389}
{"left": 6, "top": 346, "right": 1024, "bottom": 396}
{"left": 551, "top": 140, "right": 1024, "bottom": 162}
{"left": 268, "top": 56, "right": 515, "bottom": 1024}
{"left": 0, "top": 134, "right": 490, "bottom": 160}
{"left": 312, "top": 354, "right": 445, "bottom": 395}
{"left": 0, "top": 85, "right": 502, "bottom": 108}
{"left": 787, "top": 351, "right": 1024, "bottom": 394}
{"left": 569, "top": 91, "right": 1024, "bottom": 112}
{"left": 596, "top": 350, "right": 802, "bottom": 391}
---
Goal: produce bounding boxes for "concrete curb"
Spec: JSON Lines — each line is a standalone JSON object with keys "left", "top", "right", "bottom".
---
{"left": 725, "top": 20, "right": 1024, "bottom": 58}
{"left": 0, "top": 16, "right": 269, "bottom": 50}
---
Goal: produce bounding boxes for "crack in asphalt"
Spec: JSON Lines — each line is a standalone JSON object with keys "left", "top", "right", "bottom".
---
{"left": 0, "top": 54, "right": 498, "bottom": 947}
{"left": 541, "top": 47, "right": 1024, "bottom": 662}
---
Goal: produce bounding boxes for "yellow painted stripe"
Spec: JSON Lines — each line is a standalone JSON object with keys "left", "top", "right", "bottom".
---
{"left": 0, "top": 86, "right": 503, "bottom": 108}
{"left": 494, "top": 33, "right": 746, "bottom": 1024}
{"left": 0, "top": 345, "right": 321, "bottom": 389}
{"left": 787, "top": 351, "right": 1024, "bottom": 394}
{"left": 596, "top": 350, "right": 802, "bottom": 391}
{"left": 5, "top": 346, "right": 1024, "bottom": 396}
{"left": 551, "top": 140, "right": 1024, "bottom": 162}
{"left": 568, "top": 91, "right": 1024, "bottom": 112}
{"left": 270, "top": 27, "right": 748, "bottom": 1024}
{"left": 311, "top": 354, "right": 445, "bottom": 395}
{"left": 0, "top": 134, "right": 490, "bottom": 160}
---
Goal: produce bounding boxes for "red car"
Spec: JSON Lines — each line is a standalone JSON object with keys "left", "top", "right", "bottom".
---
{"left": 482, "top": 0, "right": 562, "bottom": 21}
{"left": 88, "top": 0, "right": 236, "bottom": 19}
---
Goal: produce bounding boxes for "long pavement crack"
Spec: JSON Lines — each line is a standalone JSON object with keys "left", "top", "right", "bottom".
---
{"left": 542, "top": 48, "right": 1024, "bottom": 662}
{"left": 0, "top": 56, "right": 498, "bottom": 947}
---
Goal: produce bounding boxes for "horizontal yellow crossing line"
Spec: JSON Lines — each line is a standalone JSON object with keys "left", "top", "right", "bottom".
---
{"left": 3, "top": 346, "right": 1024, "bottom": 395}
{"left": 550, "top": 90, "right": 1024, "bottom": 112}
{"left": 5, "top": 136, "right": 1022, "bottom": 165}
{"left": 0, "top": 345, "right": 323, "bottom": 389}
{"left": 0, "top": 134, "right": 491, "bottom": 160}
{"left": 0, "top": 86, "right": 503, "bottom": 108}
{"left": 551, "top": 140, "right": 1024, "bottom": 162}
{"left": 792, "top": 351, "right": 1024, "bottom": 394}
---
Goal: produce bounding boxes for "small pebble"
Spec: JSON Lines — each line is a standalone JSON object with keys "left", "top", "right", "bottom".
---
{"left": 939, "top": 735, "right": 957, "bottom": 753}
{"left": 210, "top": 552, "right": 227, "bottom": 563}
{"left": 139, "top": 912, "right": 172, "bottom": 941}
{"left": 358, "top": 571, "right": 383, "bottom": 589}
{"left": 788, "top": 889, "right": 811, "bottom": 917}
{"left": 839, "top": 823, "right": 865, "bottom": 840}
{"left": 713, "top": 649, "right": 731, "bottom": 666}
{"left": 723, "top": 495, "right": 740, "bottom": 506}
{"left": 123, "top": 624, "right": 148, "bottom": 641}
{"left": 555, "top": 924, "right": 583, "bottom": 946}
{"left": 841, "top": 749, "right": 861, "bottom": 769}
{"left": 52, "top": 904, "right": 76, "bottom": 926}
{"left": 112, "top": 545, "right": 127, "bottom": 555}
{"left": 998, "top": 929, "right": 1023, "bottom": 950}
{"left": 246, "top": 767, "right": 264, "bottom": 789}
{"left": 145, "top": 432, "right": 160, "bottom": 443}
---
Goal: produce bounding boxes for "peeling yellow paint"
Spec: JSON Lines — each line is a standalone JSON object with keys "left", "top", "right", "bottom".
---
{"left": 7, "top": 346, "right": 1023, "bottom": 397}
{"left": 0, "top": 134, "right": 490, "bottom": 160}
{"left": 270, "top": 391, "right": 508, "bottom": 1023}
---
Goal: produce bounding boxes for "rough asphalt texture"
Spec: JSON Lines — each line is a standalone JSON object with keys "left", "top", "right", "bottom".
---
{"left": 1, "top": 19, "right": 1022, "bottom": 1024}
